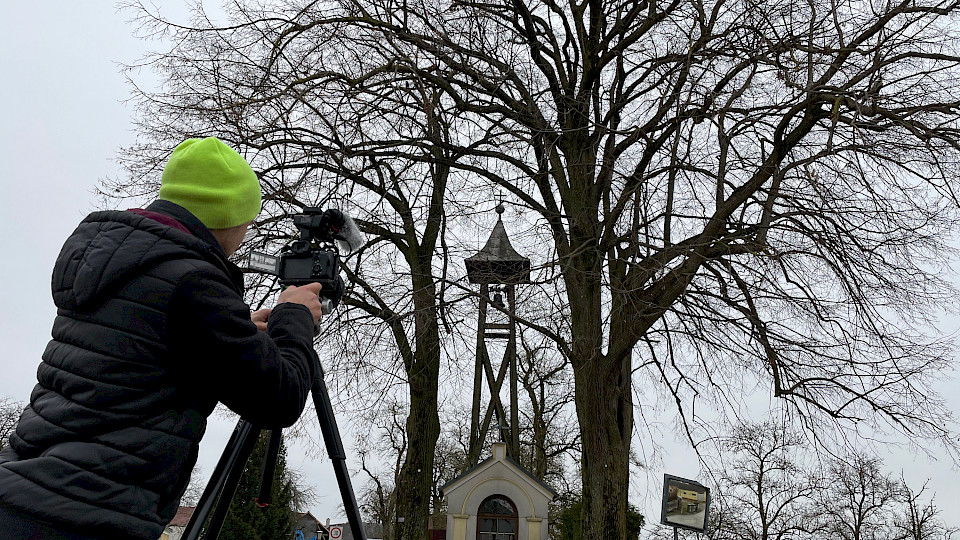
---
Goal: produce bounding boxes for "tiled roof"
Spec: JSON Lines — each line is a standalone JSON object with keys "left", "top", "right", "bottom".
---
{"left": 168, "top": 506, "right": 196, "bottom": 528}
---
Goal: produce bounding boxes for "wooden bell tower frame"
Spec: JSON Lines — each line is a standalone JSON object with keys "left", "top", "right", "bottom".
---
{"left": 464, "top": 205, "right": 530, "bottom": 465}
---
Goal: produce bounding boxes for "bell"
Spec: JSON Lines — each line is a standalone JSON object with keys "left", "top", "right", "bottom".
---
{"left": 491, "top": 292, "right": 505, "bottom": 309}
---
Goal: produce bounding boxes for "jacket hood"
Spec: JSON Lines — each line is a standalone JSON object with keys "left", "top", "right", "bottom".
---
{"left": 51, "top": 211, "right": 220, "bottom": 310}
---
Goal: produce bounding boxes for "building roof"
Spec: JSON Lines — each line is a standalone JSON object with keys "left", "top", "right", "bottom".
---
{"left": 464, "top": 217, "right": 531, "bottom": 284}
{"left": 466, "top": 218, "right": 527, "bottom": 263}
{"left": 168, "top": 506, "right": 195, "bottom": 528}
{"left": 440, "top": 443, "right": 557, "bottom": 498}
{"left": 327, "top": 521, "right": 383, "bottom": 540}
{"left": 295, "top": 511, "right": 321, "bottom": 523}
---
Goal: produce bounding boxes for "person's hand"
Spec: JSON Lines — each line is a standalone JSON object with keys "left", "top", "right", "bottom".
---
{"left": 277, "top": 282, "right": 324, "bottom": 324}
{"left": 251, "top": 308, "right": 272, "bottom": 332}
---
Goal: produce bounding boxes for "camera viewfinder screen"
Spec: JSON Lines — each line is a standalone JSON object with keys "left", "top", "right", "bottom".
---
{"left": 282, "top": 258, "right": 314, "bottom": 280}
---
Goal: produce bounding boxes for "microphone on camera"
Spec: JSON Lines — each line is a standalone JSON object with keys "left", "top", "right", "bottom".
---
{"left": 335, "top": 213, "right": 364, "bottom": 255}
{"left": 319, "top": 209, "right": 364, "bottom": 255}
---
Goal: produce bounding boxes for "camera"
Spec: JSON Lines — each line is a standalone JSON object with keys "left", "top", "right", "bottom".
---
{"left": 246, "top": 207, "right": 362, "bottom": 314}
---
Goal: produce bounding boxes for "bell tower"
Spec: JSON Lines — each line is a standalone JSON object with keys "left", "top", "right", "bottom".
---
{"left": 464, "top": 204, "right": 530, "bottom": 465}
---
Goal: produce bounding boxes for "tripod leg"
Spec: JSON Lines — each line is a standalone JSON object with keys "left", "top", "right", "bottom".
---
{"left": 312, "top": 377, "right": 367, "bottom": 540}
{"left": 182, "top": 419, "right": 260, "bottom": 540}
{"left": 205, "top": 422, "right": 260, "bottom": 538}
{"left": 256, "top": 429, "right": 283, "bottom": 507}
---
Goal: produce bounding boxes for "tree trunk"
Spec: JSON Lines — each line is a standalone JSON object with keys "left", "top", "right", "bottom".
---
{"left": 395, "top": 272, "right": 442, "bottom": 540}
{"left": 562, "top": 165, "right": 633, "bottom": 538}
{"left": 396, "top": 382, "right": 439, "bottom": 540}
{"left": 574, "top": 349, "right": 633, "bottom": 539}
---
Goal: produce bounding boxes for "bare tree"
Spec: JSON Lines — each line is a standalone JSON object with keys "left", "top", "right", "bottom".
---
{"left": 893, "top": 478, "right": 958, "bottom": 540}
{"left": 116, "top": 0, "right": 960, "bottom": 536}
{"left": 356, "top": 400, "right": 408, "bottom": 539}
{"left": 359, "top": 449, "right": 399, "bottom": 539}
{"left": 0, "top": 398, "right": 24, "bottom": 452}
{"left": 179, "top": 466, "right": 205, "bottom": 507}
{"left": 516, "top": 331, "right": 579, "bottom": 485}
{"left": 430, "top": 427, "right": 466, "bottom": 513}
{"left": 820, "top": 453, "right": 904, "bottom": 540}
{"left": 713, "top": 422, "right": 826, "bottom": 540}
{"left": 647, "top": 440, "right": 956, "bottom": 540}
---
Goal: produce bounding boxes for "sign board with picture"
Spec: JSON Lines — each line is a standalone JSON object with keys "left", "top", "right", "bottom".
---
{"left": 660, "top": 473, "right": 711, "bottom": 533}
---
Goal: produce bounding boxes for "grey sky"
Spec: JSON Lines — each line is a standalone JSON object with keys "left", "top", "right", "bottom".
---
{"left": 2, "top": 1, "right": 959, "bottom": 532}
{"left": 0, "top": 1, "right": 343, "bottom": 524}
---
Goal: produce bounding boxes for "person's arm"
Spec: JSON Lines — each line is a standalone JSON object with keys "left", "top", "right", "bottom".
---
{"left": 168, "top": 268, "right": 321, "bottom": 427}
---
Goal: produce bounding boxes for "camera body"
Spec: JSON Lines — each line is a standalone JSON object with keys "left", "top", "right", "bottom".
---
{"left": 278, "top": 245, "right": 339, "bottom": 287}
{"left": 279, "top": 208, "right": 348, "bottom": 313}
{"left": 247, "top": 207, "right": 356, "bottom": 314}
{"left": 280, "top": 210, "right": 343, "bottom": 284}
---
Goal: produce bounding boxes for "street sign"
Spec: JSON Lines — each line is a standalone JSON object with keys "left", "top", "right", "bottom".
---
{"left": 329, "top": 526, "right": 343, "bottom": 539}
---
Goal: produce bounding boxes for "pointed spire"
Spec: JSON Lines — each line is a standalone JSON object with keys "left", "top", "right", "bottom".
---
{"left": 465, "top": 204, "right": 531, "bottom": 284}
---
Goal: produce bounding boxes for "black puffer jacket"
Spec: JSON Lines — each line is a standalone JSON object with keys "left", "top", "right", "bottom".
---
{"left": 0, "top": 201, "right": 318, "bottom": 539}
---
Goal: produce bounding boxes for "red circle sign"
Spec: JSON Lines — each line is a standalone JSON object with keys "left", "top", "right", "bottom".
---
{"left": 330, "top": 526, "right": 343, "bottom": 539}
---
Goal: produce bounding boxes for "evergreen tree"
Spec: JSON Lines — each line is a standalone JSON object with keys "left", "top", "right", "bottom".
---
{"left": 219, "top": 431, "right": 297, "bottom": 540}
{"left": 556, "top": 497, "right": 644, "bottom": 540}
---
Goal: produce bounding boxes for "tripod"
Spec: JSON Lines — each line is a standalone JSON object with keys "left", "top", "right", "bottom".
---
{"left": 181, "top": 359, "right": 367, "bottom": 540}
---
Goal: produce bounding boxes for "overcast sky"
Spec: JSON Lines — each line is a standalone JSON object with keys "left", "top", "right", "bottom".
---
{"left": 0, "top": 0, "right": 343, "bottom": 524}
{"left": 2, "top": 1, "right": 960, "bottom": 532}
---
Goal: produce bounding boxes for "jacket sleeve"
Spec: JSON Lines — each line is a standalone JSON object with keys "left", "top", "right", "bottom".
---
{"left": 167, "top": 267, "right": 318, "bottom": 428}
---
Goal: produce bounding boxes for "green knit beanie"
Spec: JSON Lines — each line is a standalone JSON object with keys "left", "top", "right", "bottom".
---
{"left": 158, "top": 137, "right": 262, "bottom": 229}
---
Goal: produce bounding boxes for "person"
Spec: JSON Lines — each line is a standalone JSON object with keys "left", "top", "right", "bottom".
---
{"left": 0, "top": 137, "right": 323, "bottom": 539}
